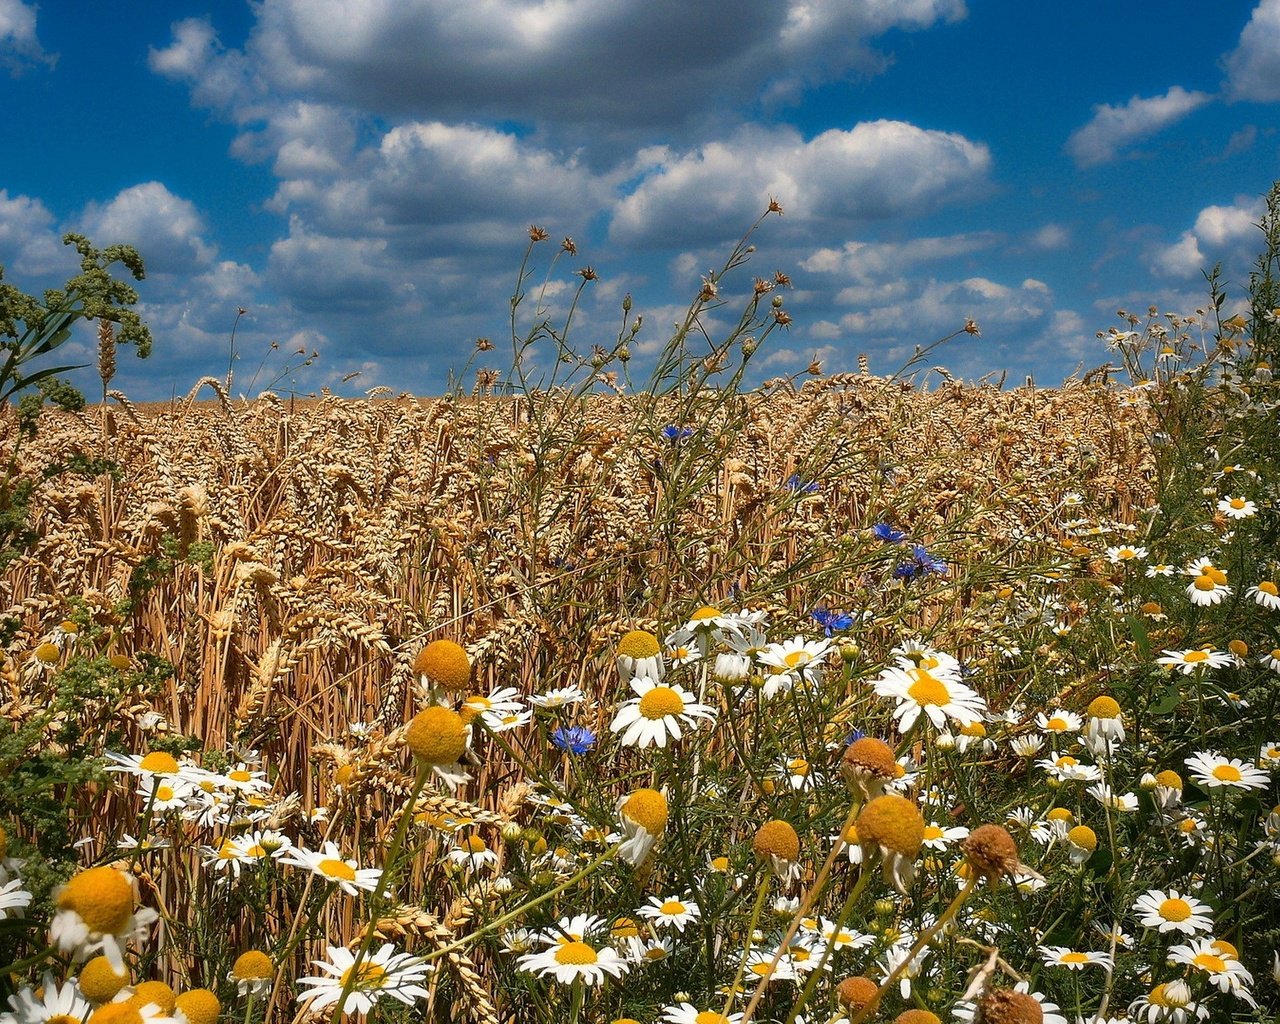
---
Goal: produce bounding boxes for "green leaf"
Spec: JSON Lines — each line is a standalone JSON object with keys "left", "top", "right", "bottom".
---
{"left": 1149, "top": 680, "right": 1182, "bottom": 715}
{"left": 1126, "top": 614, "right": 1151, "bottom": 662}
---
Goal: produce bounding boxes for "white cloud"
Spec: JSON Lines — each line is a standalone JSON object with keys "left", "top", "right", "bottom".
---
{"left": 1066, "top": 86, "right": 1211, "bottom": 168}
{"left": 78, "top": 182, "right": 217, "bottom": 275}
{"left": 1224, "top": 0, "right": 1280, "bottom": 101}
{"left": 1148, "top": 200, "right": 1261, "bottom": 278}
{"left": 611, "top": 122, "right": 991, "bottom": 247}
{"left": 0, "top": 189, "right": 66, "bottom": 277}
{"left": 801, "top": 231, "right": 999, "bottom": 277}
{"left": 1030, "top": 223, "right": 1070, "bottom": 250}
{"left": 0, "top": 0, "right": 52, "bottom": 72}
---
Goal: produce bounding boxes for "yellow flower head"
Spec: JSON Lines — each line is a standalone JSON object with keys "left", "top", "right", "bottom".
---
{"left": 752, "top": 819, "right": 800, "bottom": 862}
{"left": 126, "top": 981, "right": 176, "bottom": 1014}
{"left": 856, "top": 794, "right": 925, "bottom": 858}
{"left": 1067, "top": 825, "right": 1097, "bottom": 851}
{"left": 411, "top": 640, "right": 471, "bottom": 691}
{"left": 231, "top": 950, "right": 273, "bottom": 981}
{"left": 836, "top": 976, "right": 881, "bottom": 1012}
{"left": 977, "top": 989, "right": 1044, "bottom": 1024}
{"left": 620, "top": 788, "right": 668, "bottom": 835}
{"left": 57, "top": 867, "right": 135, "bottom": 935}
{"left": 616, "top": 630, "right": 660, "bottom": 660}
{"left": 962, "top": 824, "right": 1021, "bottom": 881}
{"left": 404, "top": 706, "right": 467, "bottom": 765}
{"left": 78, "top": 956, "right": 131, "bottom": 1004}
{"left": 1087, "top": 695, "right": 1121, "bottom": 719}
{"left": 174, "top": 989, "right": 221, "bottom": 1024}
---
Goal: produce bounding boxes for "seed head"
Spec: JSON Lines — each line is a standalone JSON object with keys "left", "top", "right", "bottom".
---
{"left": 977, "top": 989, "right": 1043, "bottom": 1024}
{"left": 836, "top": 976, "right": 880, "bottom": 1011}
{"left": 856, "top": 794, "right": 925, "bottom": 858}
{"left": 753, "top": 819, "right": 800, "bottom": 862}
{"left": 411, "top": 640, "right": 471, "bottom": 692}
{"left": 962, "top": 824, "right": 1021, "bottom": 881}
{"left": 404, "top": 706, "right": 467, "bottom": 765}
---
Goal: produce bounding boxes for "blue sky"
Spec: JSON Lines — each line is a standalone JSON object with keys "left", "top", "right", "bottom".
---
{"left": 1, "top": 1, "right": 1278, "bottom": 400}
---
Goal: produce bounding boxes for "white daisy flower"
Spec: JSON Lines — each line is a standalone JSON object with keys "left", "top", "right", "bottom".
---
{"left": 1145, "top": 563, "right": 1175, "bottom": 577}
{"left": 1039, "top": 946, "right": 1113, "bottom": 970}
{"left": 1133, "top": 889, "right": 1214, "bottom": 935}
{"left": 517, "top": 938, "right": 629, "bottom": 985}
{"left": 0, "top": 878, "right": 33, "bottom": 919}
{"left": 1087, "top": 783, "right": 1139, "bottom": 813}
{"left": 662, "top": 1003, "right": 744, "bottom": 1024}
{"left": 1035, "top": 709, "right": 1082, "bottom": 734}
{"left": 1185, "top": 751, "right": 1270, "bottom": 791}
{"left": 277, "top": 841, "right": 382, "bottom": 894}
{"left": 637, "top": 894, "right": 701, "bottom": 932}
{"left": 296, "top": 943, "right": 431, "bottom": 1016}
{"left": 1247, "top": 581, "right": 1280, "bottom": 610}
{"left": 529, "top": 685, "right": 587, "bottom": 709}
{"left": 1156, "top": 648, "right": 1233, "bottom": 674}
{"left": 2, "top": 972, "right": 92, "bottom": 1024}
{"left": 872, "top": 663, "right": 986, "bottom": 731}
{"left": 609, "top": 676, "right": 715, "bottom": 748}
{"left": 921, "top": 822, "right": 969, "bottom": 850}
{"left": 1129, "top": 979, "right": 1209, "bottom": 1024}
{"left": 1037, "top": 754, "right": 1102, "bottom": 783}
{"left": 447, "top": 836, "right": 499, "bottom": 872}
{"left": 756, "top": 635, "right": 832, "bottom": 677}
{"left": 1186, "top": 574, "right": 1231, "bottom": 606}
{"left": 1216, "top": 496, "right": 1257, "bottom": 519}
{"left": 1105, "top": 545, "right": 1148, "bottom": 563}
{"left": 49, "top": 867, "right": 158, "bottom": 971}
{"left": 1167, "top": 937, "right": 1254, "bottom": 996}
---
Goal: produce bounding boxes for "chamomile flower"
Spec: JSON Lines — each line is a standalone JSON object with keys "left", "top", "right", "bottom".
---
{"left": 517, "top": 938, "right": 629, "bottom": 985}
{"left": 229, "top": 951, "right": 274, "bottom": 996}
{"left": 617, "top": 788, "right": 668, "bottom": 866}
{"left": 1262, "top": 648, "right": 1280, "bottom": 673}
{"left": 1129, "top": 980, "right": 1208, "bottom": 1024}
{"left": 529, "top": 685, "right": 587, "bottom": 709}
{"left": 1186, "top": 574, "right": 1231, "bottom": 606}
{"left": 615, "top": 631, "right": 664, "bottom": 683}
{"left": 461, "top": 687, "right": 525, "bottom": 723}
{"left": 278, "top": 842, "right": 382, "bottom": 894}
{"left": 1133, "top": 889, "right": 1214, "bottom": 935}
{"left": 1185, "top": 751, "right": 1269, "bottom": 791}
{"left": 921, "top": 822, "right": 969, "bottom": 850}
{"left": 1083, "top": 695, "right": 1125, "bottom": 755}
{"left": 137, "top": 777, "right": 190, "bottom": 813}
{"left": 296, "top": 944, "right": 431, "bottom": 1015}
{"left": 1156, "top": 649, "right": 1233, "bottom": 674}
{"left": 447, "top": 836, "right": 498, "bottom": 872}
{"left": 106, "top": 751, "right": 186, "bottom": 781}
{"left": 740, "top": 946, "right": 797, "bottom": 984}
{"left": 1035, "top": 709, "right": 1082, "bottom": 735}
{"left": 1216, "top": 496, "right": 1257, "bottom": 519}
{"left": 856, "top": 794, "right": 925, "bottom": 894}
{"left": 638, "top": 895, "right": 701, "bottom": 932}
{"left": 609, "top": 677, "right": 714, "bottom": 748}
{"left": 1146, "top": 563, "right": 1176, "bottom": 577}
{"left": 1247, "top": 581, "right": 1280, "bottom": 610}
{"left": 1038, "top": 754, "right": 1101, "bottom": 784}
{"left": 952, "top": 982, "right": 1067, "bottom": 1024}
{"left": 1167, "top": 937, "right": 1254, "bottom": 995}
{"left": 49, "top": 867, "right": 158, "bottom": 971}
{"left": 1039, "top": 947, "right": 1113, "bottom": 970}
{"left": 1087, "top": 783, "right": 1139, "bottom": 813}
{"left": 757, "top": 635, "right": 832, "bottom": 679}
{"left": 2, "top": 972, "right": 92, "bottom": 1024}
{"left": 1106, "top": 545, "right": 1148, "bottom": 563}
{"left": 872, "top": 663, "right": 985, "bottom": 731}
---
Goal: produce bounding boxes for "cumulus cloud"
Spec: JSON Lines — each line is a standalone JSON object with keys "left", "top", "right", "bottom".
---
{"left": 0, "top": 0, "right": 53, "bottom": 73}
{"left": 1066, "top": 86, "right": 1211, "bottom": 168}
{"left": 1224, "top": 0, "right": 1280, "bottom": 101}
{"left": 0, "top": 189, "right": 66, "bottom": 277}
{"left": 78, "top": 182, "right": 217, "bottom": 275}
{"left": 1148, "top": 199, "right": 1261, "bottom": 278}
{"left": 611, "top": 121, "right": 991, "bottom": 247}
{"left": 149, "top": 0, "right": 967, "bottom": 146}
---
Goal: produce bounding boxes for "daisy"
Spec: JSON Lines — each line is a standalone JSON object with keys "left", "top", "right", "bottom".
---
{"left": 1039, "top": 946, "right": 1113, "bottom": 970}
{"left": 529, "top": 685, "right": 587, "bottom": 709}
{"left": 1216, "top": 496, "right": 1257, "bottom": 519}
{"left": 1156, "top": 649, "right": 1233, "bottom": 674}
{"left": 296, "top": 944, "right": 431, "bottom": 1016}
{"left": 617, "top": 788, "right": 668, "bottom": 865}
{"left": 609, "top": 677, "right": 715, "bottom": 748}
{"left": 463, "top": 686, "right": 525, "bottom": 720}
{"left": 447, "top": 836, "right": 498, "bottom": 872}
{"left": 872, "top": 663, "right": 986, "bottom": 731}
{"left": 1186, "top": 574, "right": 1231, "bottom": 606}
{"left": 663, "top": 1003, "right": 744, "bottom": 1024}
{"left": 1037, "top": 754, "right": 1101, "bottom": 783}
{"left": 741, "top": 946, "right": 797, "bottom": 984}
{"left": 2, "top": 972, "right": 92, "bottom": 1024}
{"left": 756, "top": 635, "right": 833, "bottom": 678}
{"left": 106, "top": 750, "right": 187, "bottom": 781}
{"left": 1035, "top": 709, "right": 1082, "bottom": 735}
{"left": 1262, "top": 648, "right": 1280, "bottom": 673}
{"left": 517, "top": 938, "right": 629, "bottom": 985}
{"left": 1083, "top": 695, "right": 1125, "bottom": 754}
{"left": 637, "top": 895, "right": 701, "bottom": 932}
{"left": 1258, "top": 742, "right": 1280, "bottom": 767}
{"left": 1106, "top": 545, "right": 1148, "bottom": 563}
{"left": 1247, "top": 581, "right": 1280, "bottom": 610}
{"left": 921, "top": 822, "right": 969, "bottom": 850}
{"left": 49, "top": 867, "right": 158, "bottom": 971}
{"left": 1145, "top": 563, "right": 1176, "bottom": 577}
{"left": 482, "top": 708, "right": 535, "bottom": 733}
{"left": 1129, "top": 979, "right": 1209, "bottom": 1024}
{"left": 1133, "top": 889, "right": 1214, "bottom": 935}
{"left": 278, "top": 842, "right": 382, "bottom": 895}
{"left": 1087, "top": 783, "right": 1139, "bottom": 813}
{"left": 229, "top": 950, "right": 274, "bottom": 996}
{"left": 830, "top": 820, "right": 866, "bottom": 865}
{"left": 1185, "top": 751, "right": 1269, "bottom": 792}
{"left": 137, "top": 777, "right": 191, "bottom": 812}
{"left": 1167, "top": 937, "right": 1254, "bottom": 995}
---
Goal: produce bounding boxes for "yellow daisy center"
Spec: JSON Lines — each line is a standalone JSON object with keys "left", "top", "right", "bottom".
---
{"left": 411, "top": 639, "right": 471, "bottom": 691}
{"left": 1230, "top": 498, "right": 1246, "bottom": 509}
{"left": 1183, "top": 650, "right": 1208, "bottom": 663}
{"left": 231, "top": 950, "right": 274, "bottom": 980}
{"left": 659, "top": 900, "right": 686, "bottom": 915}
{"left": 1087, "top": 695, "right": 1120, "bottom": 718}
{"left": 1047, "top": 808, "right": 1074, "bottom": 823}
{"left": 783, "top": 650, "right": 812, "bottom": 667}
{"left": 1060, "top": 952, "right": 1090, "bottom": 964}
{"left": 1155, "top": 770, "right": 1182, "bottom": 789}
{"left": 77, "top": 956, "right": 130, "bottom": 1004}
{"left": 139, "top": 751, "right": 179, "bottom": 774}
{"left": 87, "top": 1004, "right": 143, "bottom": 1024}
{"left": 1067, "top": 825, "right": 1097, "bottom": 850}
{"left": 317, "top": 859, "right": 356, "bottom": 881}
{"left": 340, "top": 962, "right": 387, "bottom": 988}
{"left": 1158, "top": 898, "right": 1192, "bottom": 921}
{"left": 923, "top": 825, "right": 945, "bottom": 840}
{"left": 1192, "top": 953, "right": 1226, "bottom": 974}
{"left": 228, "top": 770, "right": 252, "bottom": 783}
{"left": 47, "top": 1015, "right": 80, "bottom": 1024}
{"left": 404, "top": 706, "right": 467, "bottom": 765}
{"left": 57, "top": 867, "right": 134, "bottom": 935}
{"left": 156, "top": 785, "right": 175, "bottom": 801}
{"left": 695, "top": 1014, "right": 730, "bottom": 1024}
{"left": 621, "top": 789, "right": 668, "bottom": 834}
{"left": 616, "top": 630, "right": 660, "bottom": 659}
{"left": 1212, "top": 764, "right": 1242, "bottom": 782}
{"left": 1259, "top": 581, "right": 1278, "bottom": 596}
{"left": 691, "top": 605, "right": 720, "bottom": 621}
{"left": 612, "top": 918, "right": 639, "bottom": 938}
{"left": 554, "top": 941, "right": 599, "bottom": 965}
{"left": 1193, "top": 575, "right": 1216, "bottom": 591}
{"left": 638, "top": 686, "right": 684, "bottom": 720}
{"left": 906, "top": 669, "right": 951, "bottom": 706}
{"left": 855, "top": 794, "right": 925, "bottom": 857}
{"left": 1046, "top": 716, "right": 1068, "bottom": 730}
{"left": 752, "top": 819, "right": 800, "bottom": 861}
{"left": 174, "top": 990, "right": 221, "bottom": 1024}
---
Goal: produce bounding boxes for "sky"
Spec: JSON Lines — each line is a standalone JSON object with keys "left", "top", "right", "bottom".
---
{"left": 1, "top": 1, "right": 1279, "bottom": 400}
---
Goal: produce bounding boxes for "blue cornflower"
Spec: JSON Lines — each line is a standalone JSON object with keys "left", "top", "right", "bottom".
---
{"left": 551, "top": 725, "right": 596, "bottom": 755}
{"left": 785, "top": 474, "right": 819, "bottom": 493}
{"left": 841, "top": 728, "right": 866, "bottom": 746}
{"left": 873, "top": 522, "right": 907, "bottom": 544}
{"left": 811, "top": 607, "right": 854, "bottom": 635}
{"left": 893, "top": 544, "right": 947, "bottom": 580}
{"left": 662, "top": 425, "right": 694, "bottom": 442}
